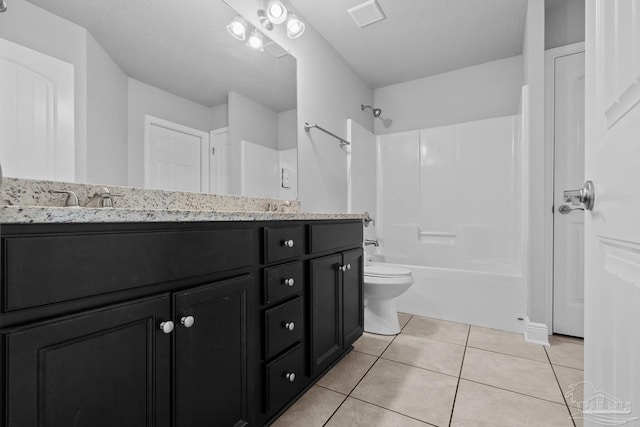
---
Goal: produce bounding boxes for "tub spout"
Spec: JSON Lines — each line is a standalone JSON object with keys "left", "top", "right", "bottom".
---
{"left": 364, "top": 239, "right": 379, "bottom": 247}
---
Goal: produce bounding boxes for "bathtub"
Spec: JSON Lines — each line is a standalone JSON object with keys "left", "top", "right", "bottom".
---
{"left": 368, "top": 259, "right": 526, "bottom": 333}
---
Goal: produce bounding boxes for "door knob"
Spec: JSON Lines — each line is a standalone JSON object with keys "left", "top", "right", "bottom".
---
{"left": 283, "top": 278, "right": 295, "bottom": 287}
{"left": 563, "top": 180, "right": 595, "bottom": 211}
{"left": 558, "top": 204, "right": 584, "bottom": 214}
{"left": 159, "top": 320, "right": 175, "bottom": 334}
{"left": 283, "top": 321, "right": 295, "bottom": 331}
{"left": 282, "top": 239, "right": 294, "bottom": 248}
{"left": 180, "top": 315, "right": 195, "bottom": 328}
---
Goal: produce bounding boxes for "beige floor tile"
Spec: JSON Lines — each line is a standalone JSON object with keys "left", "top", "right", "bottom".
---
{"left": 381, "top": 333, "right": 465, "bottom": 376}
{"left": 271, "top": 385, "right": 346, "bottom": 427}
{"left": 316, "top": 350, "right": 377, "bottom": 395}
{"left": 398, "top": 313, "right": 412, "bottom": 329}
{"left": 547, "top": 338, "right": 584, "bottom": 370}
{"left": 467, "top": 326, "right": 548, "bottom": 362}
{"left": 451, "top": 380, "right": 574, "bottom": 427}
{"left": 325, "top": 397, "right": 429, "bottom": 427}
{"left": 551, "top": 334, "right": 584, "bottom": 345}
{"left": 401, "top": 315, "right": 469, "bottom": 345}
{"left": 353, "top": 332, "right": 394, "bottom": 357}
{"left": 351, "top": 358, "right": 458, "bottom": 426}
{"left": 554, "top": 365, "right": 584, "bottom": 408}
{"left": 461, "top": 347, "right": 565, "bottom": 403}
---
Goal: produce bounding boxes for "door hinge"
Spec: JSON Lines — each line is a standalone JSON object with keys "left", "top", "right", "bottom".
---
{"left": 211, "top": 147, "right": 215, "bottom": 155}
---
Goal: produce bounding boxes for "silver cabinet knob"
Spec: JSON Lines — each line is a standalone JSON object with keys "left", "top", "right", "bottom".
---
{"left": 282, "top": 239, "right": 295, "bottom": 248}
{"left": 180, "top": 315, "right": 195, "bottom": 328}
{"left": 283, "top": 321, "right": 295, "bottom": 331}
{"left": 285, "top": 372, "right": 296, "bottom": 382}
{"left": 346, "top": 264, "right": 351, "bottom": 270}
{"left": 339, "top": 265, "right": 346, "bottom": 272}
{"left": 159, "top": 320, "right": 174, "bottom": 334}
{"left": 283, "top": 277, "right": 295, "bottom": 287}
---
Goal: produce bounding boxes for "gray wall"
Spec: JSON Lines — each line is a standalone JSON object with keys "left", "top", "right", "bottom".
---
{"left": 86, "top": 33, "right": 128, "bottom": 186}
{"left": 374, "top": 55, "right": 523, "bottom": 135}
{"left": 545, "top": 0, "right": 585, "bottom": 50}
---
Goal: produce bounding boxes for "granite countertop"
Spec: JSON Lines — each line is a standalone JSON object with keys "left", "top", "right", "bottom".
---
{"left": 0, "top": 205, "right": 367, "bottom": 224}
{"left": 0, "top": 178, "right": 367, "bottom": 224}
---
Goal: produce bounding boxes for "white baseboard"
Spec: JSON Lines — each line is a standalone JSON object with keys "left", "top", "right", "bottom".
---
{"left": 524, "top": 318, "right": 550, "bottom": 346}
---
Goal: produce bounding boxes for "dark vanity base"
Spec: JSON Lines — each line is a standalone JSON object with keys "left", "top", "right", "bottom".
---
{"left": 0, "top": 219, "right": 363, "bottom": 427}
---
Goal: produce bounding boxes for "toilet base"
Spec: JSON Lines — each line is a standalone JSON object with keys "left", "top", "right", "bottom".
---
{"left": 364, "top": 297, "right": 401, "bottom": 335}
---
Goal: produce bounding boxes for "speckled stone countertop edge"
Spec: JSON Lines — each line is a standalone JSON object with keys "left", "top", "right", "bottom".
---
{"left": 0, "top": 205, "right": 367, "bottom": 224}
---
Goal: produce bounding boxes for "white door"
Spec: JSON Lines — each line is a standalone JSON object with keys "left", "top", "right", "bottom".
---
{"left": 210, "top": 127, "right": 229, "bottom": 194}
{"left": 0, "top": 38, "right": 74, "bottom": 182}
{"left": 553, "top": 50, "right": 586, "bottom": 337}
{"left": 584, "top": 1, "right": 640, "bottom": 425}
{"left": 144, "top": 116, "right": 209, "bottom": 193}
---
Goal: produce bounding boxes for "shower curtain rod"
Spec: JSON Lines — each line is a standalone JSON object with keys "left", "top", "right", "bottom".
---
{"left": 304, "top": 122, "right": 350, "bottom": 146}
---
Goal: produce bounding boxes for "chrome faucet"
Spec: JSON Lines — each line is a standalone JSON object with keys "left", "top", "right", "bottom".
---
{"left": 364, "top": 239, "right": 379, "bottom": 247}
{"left": 267, "top": 200, "right": 292, "bottom": 212}
{"left": 85, "top": 187, "right": 124, "bottom": 208}
{"left": 50, "top": 190, "right": 80, "bottom": 207}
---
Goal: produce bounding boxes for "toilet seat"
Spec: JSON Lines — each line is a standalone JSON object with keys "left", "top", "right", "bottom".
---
{"left": 364, "top": 264, "right": 412, "bottom": 278}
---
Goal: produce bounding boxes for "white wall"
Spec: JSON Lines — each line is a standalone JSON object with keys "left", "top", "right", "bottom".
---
{"left": 86, "top": 34, "right": 128, "bottom": 186}
{"left": 545, "top": 0, "right": 585, "bottom": 50}
{"left": 227, "top": 91, "right": 279, "bottom": 194}
{"left": 226, "top": 0, "right": 374, "bottom": 213}
{"left": 127, "top": 78, "right": 212, "bottom": 187}
{"left": 374, "top": 56, "right": 523, "bottom": 135}
{"left": 210, "top": 103, "right": 228, "bottom": 129}
{"left": 523, "top": 0, "right": 547, "bottom": 326}
{"left": 0, "top": 0, "right": 88, "bottom": 182}
{"left": 347, "top": 119, "right": 376, "bottom": 240}
{"left": 278, "top": 109, "right": 298, "bottom": 151}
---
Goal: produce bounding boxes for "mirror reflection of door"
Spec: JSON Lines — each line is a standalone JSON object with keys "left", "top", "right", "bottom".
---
{"left": 144, "top": 116, "right": 210, "bottom": 193}
{"left": 551, "top": 45, "right": 585, "bottom": 338}
{"left": 0, "top": 37, "right": 75, "bottom": 182}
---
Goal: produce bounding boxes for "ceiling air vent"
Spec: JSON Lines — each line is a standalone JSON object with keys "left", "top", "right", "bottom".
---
{"left": 348, "top": 0, "right": 386, "bottom": 28}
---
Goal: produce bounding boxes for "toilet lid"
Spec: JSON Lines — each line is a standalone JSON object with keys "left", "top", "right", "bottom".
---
{"left": 364, "top": 264, "right": 412, "bottom": 278}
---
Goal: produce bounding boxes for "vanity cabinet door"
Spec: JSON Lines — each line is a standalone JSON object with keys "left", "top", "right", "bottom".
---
{"left": 173, "top": 275, "right": 252, "bottom": 427}
{"left": 310, "top": 254, "right": 343, "bottom": 375}
{"left": 342, "top": 249, "right": 364, "bottom": 349}
{"left": 2, "top": 294, "right": 171, "bottom": 427}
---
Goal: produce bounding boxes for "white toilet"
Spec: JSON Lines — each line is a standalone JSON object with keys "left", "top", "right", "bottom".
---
{"left": 363, "top": 263, "right": 414, "bottom": 335}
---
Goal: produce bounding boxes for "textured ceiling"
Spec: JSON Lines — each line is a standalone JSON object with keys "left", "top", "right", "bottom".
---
{"left": 24, "top": 0, "right": 296, "bottom": 111}
{"left": 289, "top": 0, "right": 528, "bottom": 89}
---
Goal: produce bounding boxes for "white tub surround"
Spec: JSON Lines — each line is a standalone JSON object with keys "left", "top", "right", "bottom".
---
{"left": 0, "top": 178, "right": 365, "bottom": 224}
{"left": 376, "top": 114, "right": 527, "bottom": 333}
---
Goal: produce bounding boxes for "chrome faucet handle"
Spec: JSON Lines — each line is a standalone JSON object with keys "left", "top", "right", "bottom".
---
{"left": 50, "top": 190, "right": 79, "bottom": 207}
{"left": 363, "top": 212, "right": 375, "bottom": 227}
{"left": 85, "top": 187, "right": 124, "bottom": 208}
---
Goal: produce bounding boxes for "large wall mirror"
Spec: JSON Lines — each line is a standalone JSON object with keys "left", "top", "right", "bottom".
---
{"left": 0, "top": 0, "right": 297, "bottom": 200}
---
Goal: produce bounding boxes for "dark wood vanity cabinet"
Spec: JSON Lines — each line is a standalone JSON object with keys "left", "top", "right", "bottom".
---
{"left": 310, "top": 248, "right": 364, "bottom": 375}
{"left": 0, "top": 219, "right": 363, "bottom": 427}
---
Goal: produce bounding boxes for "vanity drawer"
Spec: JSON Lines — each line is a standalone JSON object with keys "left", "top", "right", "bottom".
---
{"left": 264, "top": 297, "right": 304, "bottom": 359}
{"left": 265, "top": 343, "right": 305, "bottom": 413}
{"left": 309, "top": 222, "right": 362, "bottom": 254}
{"left": 263, "top": 226, "right": 304, "bottom": 264}
{"left": 263, "top": 261, "right": 304, "bottom": 305}
{"left": 1, "top": 228, "right": 254, "bottom": 312}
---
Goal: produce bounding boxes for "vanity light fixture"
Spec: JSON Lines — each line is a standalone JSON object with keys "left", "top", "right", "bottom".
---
{"left": 246, "top": 28, "right": 265, "bottom": 51}
{"left": 227, "top": 16, "right": 248, "bottom": 41}
{"left": 0, "top": 0, "right": 7, "bottom": 13}
{"left": 256, "top": 0, "right": 305, "bottom": 39}
{"left": 286, "top": 14, "right": 305, "bottom": 39}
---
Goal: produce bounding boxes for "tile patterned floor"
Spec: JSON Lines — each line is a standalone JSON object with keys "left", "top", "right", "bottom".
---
{"left": 272, "top": 314, "right": 584, "bottom": 427}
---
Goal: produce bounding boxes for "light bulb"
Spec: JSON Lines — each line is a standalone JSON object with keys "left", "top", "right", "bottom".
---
{"left": 246, "top": 28, "right": 264, "bottom": 51}
{"left": 226, "top": 16, "right": 248, "bottom": 41}
{"left": 286, "top": 14, "right": 305, "bottom": 39}
{"left": 266, "top": 0, "right": 287, "bottom": 24}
